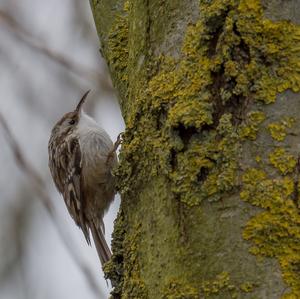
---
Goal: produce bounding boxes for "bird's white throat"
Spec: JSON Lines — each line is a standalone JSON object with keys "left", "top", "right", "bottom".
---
{"left": 77, "top": 111, "right": 100, "bottom": 132}
{"left": 76, "top": 111, "right": 113, "bottom": 152}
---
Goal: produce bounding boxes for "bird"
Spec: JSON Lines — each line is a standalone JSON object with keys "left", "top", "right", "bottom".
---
{"left": 48, "top": 90, "right": 121, "bottom": 266}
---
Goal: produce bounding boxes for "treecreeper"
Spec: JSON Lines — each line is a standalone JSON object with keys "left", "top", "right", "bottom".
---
{"left": 48, "top": 90, "right": 121, "bottom": 266}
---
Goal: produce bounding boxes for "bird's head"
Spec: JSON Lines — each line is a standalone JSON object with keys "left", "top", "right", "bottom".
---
{"left": 51, "top": 90, "right": 90, "bottom": 137}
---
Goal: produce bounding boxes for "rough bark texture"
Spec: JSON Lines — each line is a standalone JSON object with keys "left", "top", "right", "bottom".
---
{"left": 89, "top": 0, "right": 300, "bottom": 298}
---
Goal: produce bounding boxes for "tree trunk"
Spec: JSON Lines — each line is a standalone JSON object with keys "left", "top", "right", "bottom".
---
{"left": 89, "top": 0, "right": 300, "bottom": 298}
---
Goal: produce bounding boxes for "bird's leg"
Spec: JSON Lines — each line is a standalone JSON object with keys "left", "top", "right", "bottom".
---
{"left": 106, "top": 132, "right": 123, "bottom": 165}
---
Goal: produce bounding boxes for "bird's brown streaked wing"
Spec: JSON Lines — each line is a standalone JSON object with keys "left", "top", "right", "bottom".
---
{"left": 48, "top": 136, "right": 90, "bottom": 244}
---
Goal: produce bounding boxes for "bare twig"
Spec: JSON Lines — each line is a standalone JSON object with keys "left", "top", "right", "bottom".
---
{"left": 0, "top": 112, "right": 105, "bottom": 298}
{"left": 0, "top": 9, "right": 113, "bottom": 92}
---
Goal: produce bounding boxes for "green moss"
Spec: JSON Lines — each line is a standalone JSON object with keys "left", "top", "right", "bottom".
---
{"left": 241, "top": 168, "right": 300, "bottom": 296}
{"left": 268, "top": 117, "right": 295, "bottom": 141}
{"left": 269, "top": 147, "right": 297, "bottom": 175}
{"left": 105, "top": 208, "right": 147, "bottom": 298}
{"left": 122, "top": 223, "right": 148, "bottom": 299}
{"left": 107, "top": 13, "right": 128, "bottom": 82}
{"left": 239, "top": 111, "right": 266, "bottom": 140}
{"left": 105, "top": 1, "right": 129, "bottom": 109}
{"left": 104, "top": 211, "right": 125, "bottom": 297}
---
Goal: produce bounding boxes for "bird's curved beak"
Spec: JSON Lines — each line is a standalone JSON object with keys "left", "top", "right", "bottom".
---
{"left": 75, "top": 90, "right": 90, "bottom": 113}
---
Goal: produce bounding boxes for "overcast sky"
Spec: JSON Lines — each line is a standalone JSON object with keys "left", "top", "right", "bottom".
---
{"left": 0, "top": 0, "right": 124, "bottom": 298}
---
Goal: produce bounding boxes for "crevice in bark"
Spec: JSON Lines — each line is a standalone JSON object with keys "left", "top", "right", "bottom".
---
{"left": 210, "top": 69, "right": 249, "bottom": 127}
{"left": 175, "top": 198, "right": 189, "bottom": 245}
{"left": 206, "top": 11, "right": 228, "bottom": 57}
{"left": 232, "top": 23, "right": 251, "bottom": 65}
{"left": 197, "top": 166, "right": 210, "bottom": 183}
{"left": 200, "top": 14, "right": 252, "bottom": 127}
{"left": 156, "top": 107, "right": 167, "bottom": 130}
{"left": 210, "top": 72, "right": 241, "bottom": 126}
{"left": 174, "top": 123, "right": 198, "bottom": 151}
{"left": 291, "top": 155, "right": 300, "bottom": 209}
{"left": 170, "top": 148, "right": 178, "bottom": 171}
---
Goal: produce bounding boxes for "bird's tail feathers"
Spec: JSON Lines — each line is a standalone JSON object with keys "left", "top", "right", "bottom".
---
{"left": 90, "top": 220, "right": 112, "bottom": 266}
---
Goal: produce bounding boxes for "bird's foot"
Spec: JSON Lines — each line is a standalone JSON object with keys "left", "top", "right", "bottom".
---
{"left": 106, "top": 132, "right": 123, "bottom": 165}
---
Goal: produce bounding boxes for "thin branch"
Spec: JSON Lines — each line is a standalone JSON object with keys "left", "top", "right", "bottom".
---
{"left": 0, "top": 9, "right": 113, "bottom": 92}
{"left": 0, "top": 112, "right": 105, "bottom": 298}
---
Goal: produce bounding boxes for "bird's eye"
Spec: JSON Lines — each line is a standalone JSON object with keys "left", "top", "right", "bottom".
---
{"left": 69, "top": 119, "right": 76, "bottom": 125}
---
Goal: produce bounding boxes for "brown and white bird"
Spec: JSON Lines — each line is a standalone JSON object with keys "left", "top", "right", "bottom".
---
{"left": 48, "top": 91, "right": 120, "bottom": 266}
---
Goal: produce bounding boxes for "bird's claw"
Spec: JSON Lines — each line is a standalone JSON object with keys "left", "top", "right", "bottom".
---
{"left": 106, "top": 132, "right": 124, "bottom": 165}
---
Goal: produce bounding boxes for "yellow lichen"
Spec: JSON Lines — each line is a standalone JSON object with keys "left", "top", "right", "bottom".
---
{"left": 240, "top": 282, "right": 255, "bottom": 293}
{"left": 237, "top": 2, "right": 300, "bottom": 103}
{"left": 255, "top": 155, "right": 262, "bottom": 163}
{"left": 268, "top": 117, "right": 295, "bottom": 141}
{"left": 167, "top": 100, "right": 213, "bottom": 129}
{"left": 269, "top": 148, "right": 297, "bottom": 175}
{"left": 168, "top": 113, "right": 239, "bottom": 205}
{"left": 103, "top": 0, "right": 300, "bottom": 295}
{"left": 241, "top": 168, "right": 300, "bottom": 296}
{"left": 200, "top": 272, "right": 237, "bottom": 297}
{"left": 118, "top": 0, "right": 300, "bottom": 208}
{"left": 162, "top": 280, "right": 198, "bottom": 299}
{"left": 282, "top": 294, "right": 300, "bottom": 299}
{"left": 239, "top": 111, "right": 266, "bottom": 140}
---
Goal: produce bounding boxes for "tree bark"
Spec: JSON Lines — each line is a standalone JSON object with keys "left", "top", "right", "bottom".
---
{"left": 89, "top": 0, "right": 300, "bottom": 298}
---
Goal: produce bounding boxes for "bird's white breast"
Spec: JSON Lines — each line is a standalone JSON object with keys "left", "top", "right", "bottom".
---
{"left": 76, "top": 111, "right": 114, "bottom": 182}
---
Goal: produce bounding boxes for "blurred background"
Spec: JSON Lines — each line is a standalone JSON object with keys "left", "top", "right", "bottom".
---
{"left": 0, "top": 0, "right": 124, "bottom": 298}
